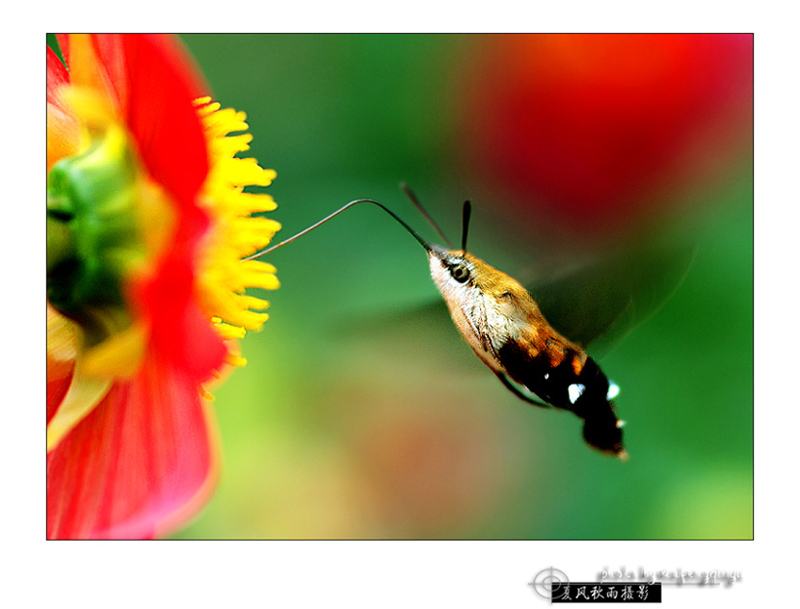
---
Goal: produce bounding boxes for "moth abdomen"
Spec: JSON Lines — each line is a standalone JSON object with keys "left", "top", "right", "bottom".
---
{"left": 497, "top": 338, "right": 625, "bottom": 457}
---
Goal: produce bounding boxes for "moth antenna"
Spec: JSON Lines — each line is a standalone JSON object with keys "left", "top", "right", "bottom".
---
{"left": 244, "top": 198, "right": 430, "bottom": 261}
{"left": 461, "top": 200, "right": 472, "bottom": 253}
{"left": 400, "top": 183, "right": 455, "bottom": 250}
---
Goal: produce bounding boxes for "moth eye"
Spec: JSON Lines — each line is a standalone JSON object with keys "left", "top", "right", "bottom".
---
{"left": 451, "top": 264, "right": 470, "bottom": 283}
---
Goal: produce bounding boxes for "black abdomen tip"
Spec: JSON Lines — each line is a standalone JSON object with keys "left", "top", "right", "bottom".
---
{"left": 583, "top": 412, "right": 626, "bottom": 459}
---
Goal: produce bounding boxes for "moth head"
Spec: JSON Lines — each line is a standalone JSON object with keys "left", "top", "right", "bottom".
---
{"left": 428, "top": 245, "right": 515, "bottom": 299}
{"left": 429, "top": 245, "right": 537, "bottom": 327}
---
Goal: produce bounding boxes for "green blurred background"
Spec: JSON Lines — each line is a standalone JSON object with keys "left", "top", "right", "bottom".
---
{"left": 172, "top": 34, "right": 752, "bottom": 539}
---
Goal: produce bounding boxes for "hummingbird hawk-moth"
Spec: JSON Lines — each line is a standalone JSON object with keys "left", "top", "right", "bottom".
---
{"left": 249, "top": 185, "right": 627, "bottom": 458}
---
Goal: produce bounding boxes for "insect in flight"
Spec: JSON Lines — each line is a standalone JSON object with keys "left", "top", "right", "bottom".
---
{"left": 248, "top": 185, "right": 627, "bottom": 459}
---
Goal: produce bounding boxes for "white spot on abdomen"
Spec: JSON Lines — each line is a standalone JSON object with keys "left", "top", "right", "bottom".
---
{"left": 568, "top": 383, "right": 586, "bottom": 404}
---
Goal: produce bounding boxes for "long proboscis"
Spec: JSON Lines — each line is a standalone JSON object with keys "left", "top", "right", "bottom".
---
{"left": 244, "top": 198, "right": 431, "bottom": 261}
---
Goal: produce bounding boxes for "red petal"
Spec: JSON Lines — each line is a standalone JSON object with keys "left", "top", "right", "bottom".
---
{"left": 46, "top": 46, "right": 70, "bottom": 107}
{"left": 129, "top": 201, "right": 228, "bottom": 380}
{"left": 91, "top": 34, "right": 210, "bottom": 211}
{"left": 47, "top": 353, "right": 219, "bottom": 539}
{"left": 55, "top": 34, "right": 70, "bottom": 66}
{"left": 144, "top": 282, "right": 229, "bottom": 383}
{"left": 47, "top": 376, "right": 72, "bottom": 426}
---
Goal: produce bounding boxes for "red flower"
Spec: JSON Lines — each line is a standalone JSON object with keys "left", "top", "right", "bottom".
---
{"left": 457, "top": 34, "right": 753, "bottom": 236}
{"left": 46, "top": 34, "right": 279, "bottom": 538}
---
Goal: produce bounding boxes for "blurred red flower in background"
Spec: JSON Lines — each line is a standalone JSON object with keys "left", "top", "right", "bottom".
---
{"left": 47, "top": 34, "right": 279, "bottom": 538}
{"left": 458, "top": 34, "right": 753, "bottom": 237}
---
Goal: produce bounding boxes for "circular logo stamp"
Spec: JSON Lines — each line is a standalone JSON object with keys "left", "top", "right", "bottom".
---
{"left": 529, "top": 567, "right": 570, "bottom": 601}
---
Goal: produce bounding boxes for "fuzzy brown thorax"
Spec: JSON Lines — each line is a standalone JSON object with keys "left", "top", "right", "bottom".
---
{"left": 427, "top": 246, "right": 584, "bottom": 371}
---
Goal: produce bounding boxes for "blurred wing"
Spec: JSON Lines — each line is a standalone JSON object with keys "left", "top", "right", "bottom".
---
{"left": 529, "top": 240, "right": 696, "bottom": 358}
{"left": 335, "top": 236, "right": 695, "bottom": 361}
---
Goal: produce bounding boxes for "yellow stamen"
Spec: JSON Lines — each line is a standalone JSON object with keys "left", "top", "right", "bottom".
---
{"left": 224, "top": 352, "right": 248, "bottom": 368}
{"left": 194, "top": 98, "right": 280, "bottom": 356}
